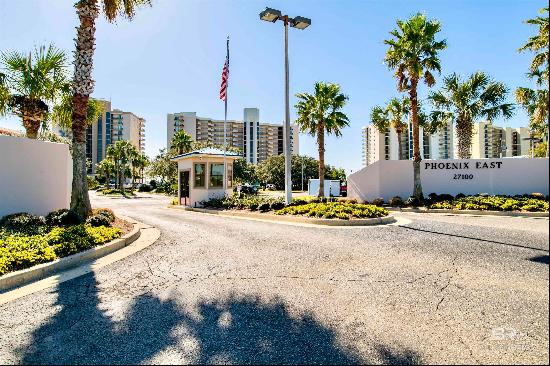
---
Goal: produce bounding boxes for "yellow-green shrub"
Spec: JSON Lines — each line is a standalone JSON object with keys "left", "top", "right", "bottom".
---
{"left": 275, "top": 202, "right": 388, "bottom": 219}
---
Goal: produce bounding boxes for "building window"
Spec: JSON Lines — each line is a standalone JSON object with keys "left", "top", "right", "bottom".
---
{"left": 194, "top": 163, "right": 206, "bottom": 188}
{"left": 227, "top": 163, "right": 233, "bottom": 188}
{"left": 209, "top": 163, "right": 224, "bottom": 188}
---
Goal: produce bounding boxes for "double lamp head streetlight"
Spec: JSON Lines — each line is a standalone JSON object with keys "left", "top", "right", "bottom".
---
{"left": 260, "top": 8, "right": 311, "bottom": 29}
{"left": 259, "top": 8, "right": 311, "bottom": 204}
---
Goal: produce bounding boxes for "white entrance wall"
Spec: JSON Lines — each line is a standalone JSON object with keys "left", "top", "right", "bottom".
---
{"left": 348, "top": 158, "right": 549, "bottom": 202}
{"left": 0, "top": 136, "right": 72, "bottom": 217}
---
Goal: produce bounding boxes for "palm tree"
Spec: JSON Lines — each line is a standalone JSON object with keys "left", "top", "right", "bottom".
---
{"left": 429, "top": 72, "right": 514, "bottom": 159}
{"left": 170, "top": 130, "right": 194, "bottom": 155}
{"left": 0, "top": 44, "right": 67, "bottom": 138}
{"left": 130, "top": 152, "right": 148, "bottom": 187}
{"left": 517, "top": 7, "right": 549, "bottom": 157}
{"left": 106, "top": 140, "right": 138, "bottom": 192}
{"left": 384, "top": 13, "right": 447, "bottom": 200}
{"left": 96, "top": 158, "right": 115, "bottom": 186}
{"left": 519, "top": 7, "right": 549, "bottom": 82}
{"left": 295, "top": 82, "right": 349, "bottom": 197}
{"left": 70, "top": 0, "right": 151, "bottom": 218}
{"left": 51, "top": 83, "right": 103, "bottom": 131}
{"left": 370, "top": 97, "right": 410, "bottom": 160}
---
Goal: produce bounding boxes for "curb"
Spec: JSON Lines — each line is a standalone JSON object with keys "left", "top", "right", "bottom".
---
{"left": 169, "top": 205, "right": 396, "bottom": 226}
{"left": 385, "top": 207, "right": 549, "bottom": 218}
{"left": 0, "top": 216, "right": 143, "bottom": 293}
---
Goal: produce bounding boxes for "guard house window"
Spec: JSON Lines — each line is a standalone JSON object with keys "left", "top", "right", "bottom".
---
{"left": 194, "top": 163, "right": 206, "bottom": 188}
{"left": 209, "top": 163, "right": 224, "bottom": 188}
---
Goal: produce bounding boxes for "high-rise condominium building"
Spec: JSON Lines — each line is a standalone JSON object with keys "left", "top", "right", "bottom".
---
{"left": 57, "top": 100, "right": 146, "bottom": 174}
{"left": 362, "top": 120, "right": 531, "bottom": 166}
{"left": 167, "top": 108, "right": 299, "bottom": 164}
{"left": 362, "top": 121, "right": 454, "bottom": 166}
{"left": 471, "top": 121, "right": 530, "bottom": 158}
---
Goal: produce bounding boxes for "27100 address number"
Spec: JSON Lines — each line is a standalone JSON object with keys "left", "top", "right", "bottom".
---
{"left": 453, "top": 173, "right": 474, "bottom": 180}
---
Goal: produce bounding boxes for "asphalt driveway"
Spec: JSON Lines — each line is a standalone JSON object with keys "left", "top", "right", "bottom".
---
{"left": 0, "top": 192, "right": 548, "bottom": 364}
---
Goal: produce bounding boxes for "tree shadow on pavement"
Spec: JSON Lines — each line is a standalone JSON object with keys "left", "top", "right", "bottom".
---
{"left": 20, "top": 272, "right": 420, "bottom": 365}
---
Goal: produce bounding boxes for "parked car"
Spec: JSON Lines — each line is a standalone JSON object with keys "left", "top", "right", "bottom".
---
{"left": 265, "top": 183, "right": 276, "bottom": 190}
{"left": 234, "top": 184, "right": 258, "bottom": 195}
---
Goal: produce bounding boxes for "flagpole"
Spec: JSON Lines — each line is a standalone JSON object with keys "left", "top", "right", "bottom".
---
{"left": 223, "top": 36, "right": 229, "bottom": 191}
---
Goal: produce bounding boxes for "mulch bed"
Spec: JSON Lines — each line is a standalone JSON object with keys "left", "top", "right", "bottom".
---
{"left": 113, "top": 217, "right": 134, "bottom": 235}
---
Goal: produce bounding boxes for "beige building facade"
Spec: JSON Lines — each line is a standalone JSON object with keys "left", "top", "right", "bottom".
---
{"left": 167, "top": 108, "right": 299, "bottom": 164}
{"left": 363, "top": 121, "right": 532, "bottom": 166}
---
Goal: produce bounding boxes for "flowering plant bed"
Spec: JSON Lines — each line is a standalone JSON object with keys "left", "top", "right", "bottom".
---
{"left": 200, "top": 195, "right": 389, "bottom": 220}
{"left": 0, "top": 209, "right": 124, "bottom": 276}
{"left": 428, "top": 195, "right": 548, "bottom": 212}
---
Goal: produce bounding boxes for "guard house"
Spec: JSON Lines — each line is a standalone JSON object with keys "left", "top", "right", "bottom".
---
{"left": 170, "top": 148, "right": 240, "bottom": 206}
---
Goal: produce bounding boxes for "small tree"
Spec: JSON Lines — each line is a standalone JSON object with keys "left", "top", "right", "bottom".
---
{"left": 429, "top": 72, "right": 514, "bottom": 159}
{"left": 170, "top": 130, "right": 193, "bottom": 155}
{"left": 295, "top": 82, "right": 350, "bottom": 197}
{"left": 370, "top": 97, "right": 410, "bottom": 160}
{"left": 0, "top": 44, "right": 67, "bottom": 138}
{"left": 384, "top": 13, "right": 447, "bottom": 200}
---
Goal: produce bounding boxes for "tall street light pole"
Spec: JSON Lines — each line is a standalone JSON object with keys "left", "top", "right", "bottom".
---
{"left": 260, "top": 8, "right": 311, "bottom": 205}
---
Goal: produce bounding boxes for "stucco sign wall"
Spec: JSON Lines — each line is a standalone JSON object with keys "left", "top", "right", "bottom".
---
{"left": 0, "top": 136, "right": 72, "bottom": 217}
{"left": 348, "top": 158, "right": 549, "bottom": 202}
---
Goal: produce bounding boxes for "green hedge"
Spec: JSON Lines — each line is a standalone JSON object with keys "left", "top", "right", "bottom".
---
{"left": 202, "top": 195, "right": 285, "bottom": 212}
{"left": 429, "top": 195, "right": 549, "bottom": 212}
{"left": 0, "top": 224, "right": 122, "bottom": 276}
{"left": 275, "top": 202, "right": 388, "bottom": 220}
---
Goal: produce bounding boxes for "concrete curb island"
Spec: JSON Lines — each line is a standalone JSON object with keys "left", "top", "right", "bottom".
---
{"left": 385, "top": 207, "right": 549, "bottom": 218}
{"left": 0, "top": 215, "right": 158, "bottom": 294}
{"left": 168, "top": 205, "right": 397, "bottom": 226}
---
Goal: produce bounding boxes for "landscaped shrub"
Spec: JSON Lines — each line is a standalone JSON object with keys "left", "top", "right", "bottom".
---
{"left": 275, "top": 201, "right": 388, "bottom": 220}
{"left": 149, "top": 180, "right": 157, "bottom": 189}
{"left": 87, "top": 176, "right": 99, "bottom": 190}
{"left": 0, "top": 234, "right": 56, "bottom": 275}
{"left": 45, "top": 209, "right": 83, "bottom": 227}
{"left": 258, "top": 202, "right": 271, "bottom": 212}
{"left": 87, "top": 208, "right": 115, "bottom": 227}
{"left": 389, "top": 196, "right": 404, "bottom": 207}
{"left": 0, "top": 224, "right": 121, "bottom": 275}
{"left": 47, "top": 225, "right": 121, "bottom": 257}
{"left": 270, "top": 201, "right": 285, "bottom": 210}
{"left": 455, "top": 193, "right": 466, "bottom": 199}
{"left": 0, "top": 213, "right": 46, "bottom": 234}
{"left": 404, "top": 196, "right": 423, "bottom": 207}
{"left": 372, "top": 198, "right": 385, "bottom": 207}
{"left": 530, "top": 192, "right": 545, "bottom": 199}
{"left": 138, "top": 184, "right": 152, "bottom": 192}
{"left": 428, "top": 195, "right": 549, "bottom": 212}
{"left": 86, "top": 214, "right": 112, "bottom": 227}
{"left": 92, "top": 208, "right": 115, "bottom": 223}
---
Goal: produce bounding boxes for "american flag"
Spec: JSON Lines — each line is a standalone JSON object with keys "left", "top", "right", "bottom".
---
{"left": 219, "top": 56, "right": 229, "bottom": 101}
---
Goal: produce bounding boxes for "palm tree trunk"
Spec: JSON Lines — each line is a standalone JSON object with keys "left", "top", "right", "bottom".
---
{"left": 22, "top": 111, "right": 42, "bottom": 139}
{"left": 317, "top": 123, "right": 325, "bottom": 198}
{"left": 409, "top": 79, "right": 423, "bottom": 200}
{"left": 70, "top": 0, "right": 98, "bottom": 218}
{"left": 456, "top": 116, "right": 473, "bottom": 159}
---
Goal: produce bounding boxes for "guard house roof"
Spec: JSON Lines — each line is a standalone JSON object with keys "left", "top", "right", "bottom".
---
{"left": 170, "top": 148, "right": 241, "bottom": 161}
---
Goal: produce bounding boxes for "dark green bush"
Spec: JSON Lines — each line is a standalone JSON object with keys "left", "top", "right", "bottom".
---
{"left": 372, "top": 198, "right": 385, "bottom": 207}
{"left": 46, "top": 209, "right": 83, "bottom": 227}
{"left": 138, "top": 184, "right": 152, "bottom": 192}
{"left": 92, "top": 208, "right": 115, "bottom": 223}
{"left": 455, "top": 193, "right": 466, "bottom": 199}
{"left": 0, "top": 212, "right": 46, "bottom": 234}
{"left": 258, "top": 202, "right": 271, "bottom": 212}
{"left": 404, "top": 196, "right": 423, "bottom": 207}
{"left": 86, "top": 214, "right": 111, "bottom": 227}
{"left": 149, "top": 180, "right": 157, "bottom": 189}
{"left": 270, "top": 201, "right": 285, "bottom": 210}
{"left": 389, "top": 196, "right": 404, "bottom": 207}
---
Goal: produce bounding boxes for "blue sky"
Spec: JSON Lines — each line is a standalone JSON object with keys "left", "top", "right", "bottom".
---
{"left": 0, "top": 0, "right": 544, "bottom": 173}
